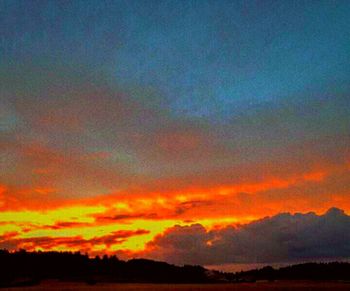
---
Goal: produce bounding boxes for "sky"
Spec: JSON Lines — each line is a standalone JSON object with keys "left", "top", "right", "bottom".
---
{"left": 1, "top": 0, "right": 350, "bottom": 270}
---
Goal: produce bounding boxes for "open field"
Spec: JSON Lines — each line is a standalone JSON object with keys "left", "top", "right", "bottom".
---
{"left": 2, "top": 281, "right": 350, "bottom": 291}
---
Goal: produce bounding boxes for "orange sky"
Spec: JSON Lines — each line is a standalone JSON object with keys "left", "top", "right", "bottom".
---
{"left": 1, "top": 156, "right": 350, "bottom": 257}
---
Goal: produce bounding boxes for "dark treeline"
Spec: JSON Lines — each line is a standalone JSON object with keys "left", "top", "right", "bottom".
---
{"left": 235, "top": 262, "right": 350, "bottom": 282}
{"left": 0, "top": 249, "right": 223, "bottom": 287}
{"left": 0, "top": 250, "right": 350, "bottom": 287}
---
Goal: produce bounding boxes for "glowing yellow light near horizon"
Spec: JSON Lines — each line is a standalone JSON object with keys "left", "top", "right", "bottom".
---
{"left": 0, "top": 205, "right": 106, "bottom": 224}
{"left": 113, "top": 203, "right": 131, "bottom": 210}
{"left": 176, "top": 195, "right": 187, "bottom": 202}
{"left": 0, "top": 205, "right": 184, "bottom": 252}
{"left": 156, "top": 197, "right": 166, "bottom": 205}
{"left": 0, "top": 224, "right": 21, "bottom": 234}
{"left": 0, "top": 206, "right": 106, "bottom": 239}
{"left": 196, "top": 216, "right": 258, "bottom": 229}
{"left": 0, "top": 201, "right": 260, "bottom": 255}
{"left": 119, "top": 219, "right": 184, "bottom": 251}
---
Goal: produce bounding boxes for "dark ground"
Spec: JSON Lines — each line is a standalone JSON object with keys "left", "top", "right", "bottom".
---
{"left": 2, "top": 281, "right": 350, "bottom": 291}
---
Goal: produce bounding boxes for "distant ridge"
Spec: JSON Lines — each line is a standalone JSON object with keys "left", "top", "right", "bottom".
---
{"left": 0, "top": 250, "right": 349, "bottom": 287}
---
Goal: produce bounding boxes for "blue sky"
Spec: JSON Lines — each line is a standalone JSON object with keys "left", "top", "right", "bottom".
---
{"left": 2, "top": 0, "right": 350, "bottom": 119}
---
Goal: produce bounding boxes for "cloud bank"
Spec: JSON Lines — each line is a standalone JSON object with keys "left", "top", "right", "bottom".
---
{"left": 139, "top": 208, "right": 350, "bottom": 265}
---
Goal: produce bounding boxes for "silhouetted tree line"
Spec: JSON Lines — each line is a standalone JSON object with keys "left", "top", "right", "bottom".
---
{"left": 0, "top": 249, "right": 221, "bottom": 287}
{"left": 0, "top": 249, "right": 350, "bottom": 287}
{"left": 234, "top": 262, "right": 350, "bottom": 282}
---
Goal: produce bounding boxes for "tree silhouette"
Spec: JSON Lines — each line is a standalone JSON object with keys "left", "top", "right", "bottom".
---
{"left": 0, "top": 249, "right": 350, "bottom": 287}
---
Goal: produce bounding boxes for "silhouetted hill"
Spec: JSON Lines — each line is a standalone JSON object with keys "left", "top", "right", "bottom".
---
{"left": 0, "top": 250, "right": 350, "bottom": 287}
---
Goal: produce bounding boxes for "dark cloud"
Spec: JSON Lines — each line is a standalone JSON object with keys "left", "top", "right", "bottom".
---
{"left": 174, "top": 200, "right": 214, "bottom": 216}
{"left": 95, "top": 213, "right": 159, "bottom": 222}
{"left": 47, "top": 221, "right": 92, "bottom": 230}
{"left": 141, "top": 208, "right": 350, "bottom": 265}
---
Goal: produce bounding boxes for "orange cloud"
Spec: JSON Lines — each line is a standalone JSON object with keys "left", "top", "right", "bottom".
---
{"left": 0, "top": 230, "right": 149, "bottom": 253}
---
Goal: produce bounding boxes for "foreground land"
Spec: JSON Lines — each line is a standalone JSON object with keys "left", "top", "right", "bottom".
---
{"left": 1, "top": 251, "right": 350, "bottom": 289}
{"left": 2, "top": 281, "right": 350, "bottom": 291}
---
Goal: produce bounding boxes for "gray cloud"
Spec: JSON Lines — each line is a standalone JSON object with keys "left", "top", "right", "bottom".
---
{"left": 142, "top": 208, "right": 350, "bottom": 265}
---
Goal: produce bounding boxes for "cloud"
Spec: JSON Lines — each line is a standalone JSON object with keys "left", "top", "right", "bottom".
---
{"left": 139, "top": 208, "right": 350, "bottom": 265}
{"left": 95, "top": 213, "right": 159, "bottom": 223}
{"left": 86, "top": 163, "right": 350, "bottom": 223}
{"left": 0, "top": 229, "right": 149, "bottom": 252}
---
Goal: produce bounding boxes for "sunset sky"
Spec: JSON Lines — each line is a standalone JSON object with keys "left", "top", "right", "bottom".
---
{"left": 1, "top": 0, "right": 350, "bottom": 270}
